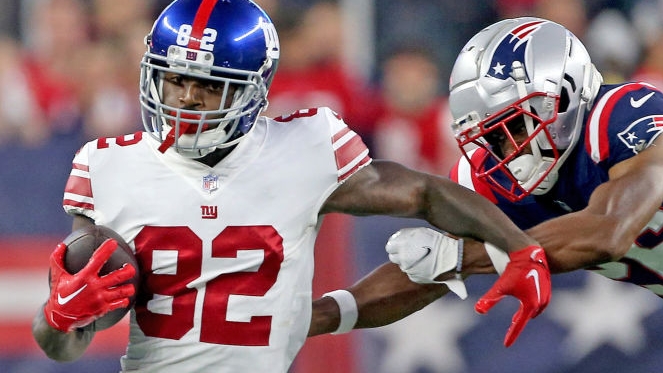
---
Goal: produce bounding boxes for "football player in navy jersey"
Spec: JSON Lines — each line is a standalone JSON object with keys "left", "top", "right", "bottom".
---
{"left": 31, "top": 2, "right": 550, "bottom": 371}
{"left": 310, "top": 17, "right": 663, "bottom": 344}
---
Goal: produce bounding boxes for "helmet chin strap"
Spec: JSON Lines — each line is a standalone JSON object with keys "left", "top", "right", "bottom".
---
{"left": 506, "top": 154, "right": 556, "bottom": 194}
{"left": 158, "top": 120, "right": 225, "bottom": 158}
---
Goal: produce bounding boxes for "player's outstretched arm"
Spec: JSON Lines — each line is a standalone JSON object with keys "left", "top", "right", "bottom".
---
{"left": 308, "top": 236, "right": 497, "bottom": 337}
{"left": 323, "top": 160, "right": 539, "bottom": 254}
{"left": 321, "top": 160, "right": 551, "bottom": 345}
{"left": 309, "top": 263, "right": 448, "bottom": 337}
{"left": 526, "top": 136, "right": 663, "bottom": 273}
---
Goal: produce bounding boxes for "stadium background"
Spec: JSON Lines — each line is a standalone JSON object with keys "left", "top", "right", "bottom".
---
{"left": 1, "top": 0, "right": 663, "bottom": 372}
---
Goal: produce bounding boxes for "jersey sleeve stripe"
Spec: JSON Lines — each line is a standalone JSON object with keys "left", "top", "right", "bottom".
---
{"left": 64, "top": 174, "right": 92, "bottom": 198}
{"left": 338, "top": 152, "right": 370, "bottom": 182}
{"left": 332, "top": 127, "right": 352, "bottom": 145}
{"left": 72, "top": 162, "right": 89, "bottom": 172}
{"left": 69, "top": 168, "right": 89, "bottom": 179}
{"left": 332, "top": 128, "right": 371, "bottom": 182}
{"left": 63, "top": 195, "right": 94, "bottom": 210}
{"left": 586, "top": 83, "right": 645, "bottom": 163}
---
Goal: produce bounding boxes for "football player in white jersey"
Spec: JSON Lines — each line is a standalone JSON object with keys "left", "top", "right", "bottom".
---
{"left": 310, "top": 17, "right": 663, "bottom": 346}
{"left": 32, "top": 3, "right": 551, "bottom": 372}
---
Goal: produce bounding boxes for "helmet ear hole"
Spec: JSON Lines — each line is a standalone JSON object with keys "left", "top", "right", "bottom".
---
{"left": 559, "top": 86, "right": 570, "bottom": 113}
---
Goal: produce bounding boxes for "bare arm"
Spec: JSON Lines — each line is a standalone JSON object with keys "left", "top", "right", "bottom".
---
{"left": 311, "top": 161, "right": 546, "bottom": 338}
{"left": 322, "top": 160, "right": 537, "bottom": 253}
{"left": 32, "top": 215, "right": 96, "bottom": 361}
{"left": 528, "top": 137, "right": 663, "bottom": 272}
{"left": 308, "top": 239, "right": 495, "bottom": 336}
{"left": 309, "top": 263, "right": 448, "bottom": 336}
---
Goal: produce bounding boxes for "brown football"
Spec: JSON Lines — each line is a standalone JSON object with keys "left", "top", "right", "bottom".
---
{"left": 61, "top": 225, "right": 139, "bottom": 331}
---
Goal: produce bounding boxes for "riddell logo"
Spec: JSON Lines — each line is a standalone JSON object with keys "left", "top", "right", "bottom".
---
{"left": 201, "top": 205, "right": 218, "bottom": 219}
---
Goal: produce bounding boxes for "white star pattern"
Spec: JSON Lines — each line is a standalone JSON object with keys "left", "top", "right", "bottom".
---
{"left": 492, "top": 62, "right": 505, "bottom": 76}
{"left": 626, "top": 132, "right": 638, "bottom": 142}
{"left": 367, "top": 298, "right": 478, "bottom": 373}
{"left": 547, "top": 273, "right": 661, "bottom": 363}
{"left": 358, "top": 271, "right": 663, "bottom": 373}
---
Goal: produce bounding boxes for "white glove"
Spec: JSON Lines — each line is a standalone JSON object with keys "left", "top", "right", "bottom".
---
{"left": 484, "top": 242, "right": 510, "bottom": 274}
{"left": 386, "top": 227, "right": 467, "bottom": 299}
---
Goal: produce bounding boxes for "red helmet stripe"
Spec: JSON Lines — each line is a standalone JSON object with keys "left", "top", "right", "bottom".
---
{"left": 188, "top": 0, "right": 218, "bottom": 49}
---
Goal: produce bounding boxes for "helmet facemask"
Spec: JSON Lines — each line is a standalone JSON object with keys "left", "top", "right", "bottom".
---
{"left": 453, "top": 87, "right": 561, "bottom": 201}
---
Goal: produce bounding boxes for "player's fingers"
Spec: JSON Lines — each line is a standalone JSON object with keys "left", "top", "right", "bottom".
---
{"left": 474, "top": 288, "right": 505, "bottom": 314}
{"left": 105, "top": 297, "right": 131, "bottom": 313}
{"left": 49, "top": 243, "right": 68, "bottom": 267}
{"left": 387, "top": 253, "right": 400, "bottom": 266}
{"left": 102, "top": 283, "right": 135, "bottom": 306}
{"left": 536, "top": 288, "right": 551, "bottom": 317}
{"left": 100, "top": 263, "right": 137, "bottom": 286}
{"left": 85, "top": 238, "right": 118, "bottom": 274}
{"left": 503, "top": 306, "right": 534, "bottom": 347}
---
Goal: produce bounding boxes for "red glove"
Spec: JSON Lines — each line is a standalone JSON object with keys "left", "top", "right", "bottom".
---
{"left": 43, "top": 238, "right": 137, "bottom": 332}
{"left": 475, "top": 245, "right": 551, "bottom": 347}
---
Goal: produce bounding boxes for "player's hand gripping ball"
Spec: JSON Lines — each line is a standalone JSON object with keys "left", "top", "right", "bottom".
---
{"left": 44, "top": 225, "right": 139, "bottom": 332}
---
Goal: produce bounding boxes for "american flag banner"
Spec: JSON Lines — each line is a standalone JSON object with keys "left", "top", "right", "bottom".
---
{"left": 295, "top": 215, "right": 663, "bottom": 373}
{"left": 3, "top": 215, "right": 663, "bottom": 373}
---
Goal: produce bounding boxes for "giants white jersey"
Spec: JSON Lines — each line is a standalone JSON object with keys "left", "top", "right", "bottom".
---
{"left": 62, "top": 107, "right": 371, "bottom": 372}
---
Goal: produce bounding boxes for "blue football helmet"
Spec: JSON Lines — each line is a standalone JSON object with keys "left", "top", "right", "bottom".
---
{"left": 139, "top": 0, "right": 280, "bottom": 158}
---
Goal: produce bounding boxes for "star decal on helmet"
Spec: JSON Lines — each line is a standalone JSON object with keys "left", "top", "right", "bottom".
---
{"left": 485, "top": 20, "right": 545, "bottom": 82}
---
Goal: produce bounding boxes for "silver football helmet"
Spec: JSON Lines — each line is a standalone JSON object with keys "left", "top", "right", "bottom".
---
{"left": 449, "top": 17, "right": 603, "bottom": 201}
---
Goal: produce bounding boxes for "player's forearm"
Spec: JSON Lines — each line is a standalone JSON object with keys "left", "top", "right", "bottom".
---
{"left": 424, "top": 176, "right": 537, "bottom": 253}
{"left": 32, "top": 305, "right": 94, "bottom": 361}
{"left": 525, "top": 208, "right": 631, "bottom": 272}
{"left": 534, "top": 140, "right": 663, "bottom": 273}
{"left": 308, "top": 263, "right": 447, "bottom": 337}
{"left": 351, "top": 264, "right": 447, "bottom": 329}
{"left": 309, "top": 296, "right": 341, "bottom": 336}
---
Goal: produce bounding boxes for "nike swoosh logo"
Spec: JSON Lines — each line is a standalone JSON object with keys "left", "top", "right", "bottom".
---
{"left": 630, "top": 92, "right": 655, "bottom": 108}
{"left": 526, "top": 269, "right": 541, "bottom": 303}
{"left": 530, "top": 248, "right": 543, "bottom": 261}
{"left": 57, "top": 284, "right": 87, "bottom": 305}
{"left": 406, "top": 246, "right": 432, "bottom": 270}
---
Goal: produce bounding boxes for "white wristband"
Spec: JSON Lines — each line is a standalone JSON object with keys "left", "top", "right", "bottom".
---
{"left": 323, "top": 290, "right": 358, "bottom": 335}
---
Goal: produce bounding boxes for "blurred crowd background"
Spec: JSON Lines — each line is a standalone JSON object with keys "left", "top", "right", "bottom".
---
{"left": 2, "top": 0, "right": 663, "bottom": 372}
{"left": 0, "top": 0, "right": 659, "bottom": 235}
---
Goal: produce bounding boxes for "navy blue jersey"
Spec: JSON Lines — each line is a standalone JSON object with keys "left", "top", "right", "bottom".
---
{"left": 452, "top": 82, "right": 663, "bottom": 295}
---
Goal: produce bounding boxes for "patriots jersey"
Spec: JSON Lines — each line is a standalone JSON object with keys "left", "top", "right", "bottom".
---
{"left": 451, "top": 82, "right": 663, "bottom": 296}
{"left": 62, "top": 107, "right": 371, "bottom": 373}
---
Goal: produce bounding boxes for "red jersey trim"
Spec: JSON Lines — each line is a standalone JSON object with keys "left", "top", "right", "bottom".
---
{"left": 64, "top": 175, "right": 92, "bottom": 198}
{"left": 450, "top": 150, "right": 498, "bottom": 204}
{"left": 333, "top": 128, "right": 370, "bottom": 183}
{"left": 585, "top": 83, "right": 646, "bottom": 163}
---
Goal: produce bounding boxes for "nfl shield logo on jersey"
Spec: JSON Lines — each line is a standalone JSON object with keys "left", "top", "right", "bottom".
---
{"left": 202, "top": 174, "right": 219, "bottom": 193}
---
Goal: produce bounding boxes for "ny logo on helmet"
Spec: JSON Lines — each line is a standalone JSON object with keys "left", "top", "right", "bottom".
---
{"left": 485, "top": 20, "right": 545, "bottom": 83}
